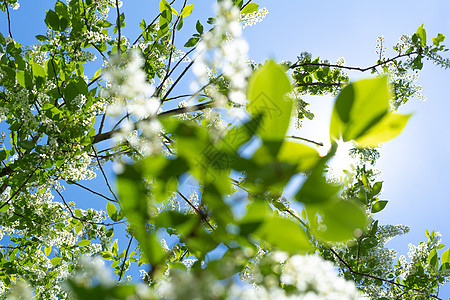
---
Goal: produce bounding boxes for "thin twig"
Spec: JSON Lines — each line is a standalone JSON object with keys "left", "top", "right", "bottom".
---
{"left": 0, "top": 171, "right": 35, "bottom": 211}
{"left": 290, "top": 52, "right": 420, "bottom": 72}
{"left": 328, "top": 248, "right": 442, "bottom": 300}
{"left": 55, "top": 189, "right": 121, "bottom": 226}
{"left": 92, "top": 147, "right": 119, "bottom": 201}
{"left": 118, "top": 236, "right": 134, "bottom": 282}
{"left": 67, "top": 180, "right": 118, "bottom": 203}
{"left": 286, "top": 135, "right": 323, "bottom": 147}
{"left": 132, "top": 0, "right": 176, "bottom": 46}
{"left": 177, "top": 190, "right": 214, "bottom": 231}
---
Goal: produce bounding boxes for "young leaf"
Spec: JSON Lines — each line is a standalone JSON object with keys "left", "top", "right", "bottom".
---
{"left": 180, "top": 4, "right": 193, "bottom": 17}
{"left": 417, "top": 24, "right": 427, "bottom": 46}
{"left": 50, "top": 257, "right": 61, "bottom": 266}
{"left": 441, "top": 248, "right": 450, "bottom": 264}
{"left": 355, "top": 113, "right": 411, "bottom": 147}
{"left": 371, "top": 181, "right": 383, "bottom": 197}
{"left": 371, "top": 200, "right": 388, "bottom": 213}
{"left": 44, "top": 246, "right": 51, "bottom": 257}
{"left": 241, "top": 3, "right": 259, "bottom": 15}
{"left": 106, "top": 202, "right": 118, "bottom": 219}
{"left": 77, "top": 240, "right": 91, "bottom": 247}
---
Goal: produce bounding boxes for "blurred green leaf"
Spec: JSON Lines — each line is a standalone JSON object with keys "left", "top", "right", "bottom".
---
{"left": 247, "top": 60, "right": 292, "bottom": 156}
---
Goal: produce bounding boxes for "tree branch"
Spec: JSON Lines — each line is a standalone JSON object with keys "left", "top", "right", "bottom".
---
{"left": 290, "top": 52, "right": 420, "bottom": 72}
{"left": 118, "top": 236, "right": 133, "bottom": 282}
{"left": 3, "top": 0, "right": 12, "bottom": 38}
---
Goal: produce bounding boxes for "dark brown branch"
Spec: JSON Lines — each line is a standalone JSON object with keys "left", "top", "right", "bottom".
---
{"left": 161, "top": 60, "right": 194, "bottom": 102}
{"left": 177, "top": 190, "right": 214, "bottom": 231}
{"left": 67, "top": 180, "right": 118, "bottom": 203}
{"left": 3, "top": 0, "right": 12, "bottom": 38}
{"left": 55, "top": 189, "right": 121, "bottom": 226}
{"left": 328, "top": 247, "right": 442, "bottom": 299}
{"left": 290, "top": 52, "right": 420, "bottom": 72}
{"left": 287, "top": 135, "right": 323, "bottom": 147}
{"left": 0, "top": 171, "right": 35, "bottom": 210}
{"left": 158, "top": 101, "right": 213, "bottom": 117}
{"left": 92, "top": 147, "right": 118, "bottom": 202}
{"left": 118, "top": 236, "right": 133, "bottom": 282}
{"left": 296, "top": 82, "right": 342, "bottom": 87}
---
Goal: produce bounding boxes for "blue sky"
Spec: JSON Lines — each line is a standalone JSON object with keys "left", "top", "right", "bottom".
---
{"left": 2, "top": 0, "right": 450, "bottom": 296}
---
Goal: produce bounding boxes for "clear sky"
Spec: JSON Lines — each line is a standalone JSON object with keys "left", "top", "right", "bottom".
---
{"left": 2, "top": 0, "right": 450, "bottom": 296}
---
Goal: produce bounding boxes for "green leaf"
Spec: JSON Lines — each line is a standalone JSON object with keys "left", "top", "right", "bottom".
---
{"left": 64, "top": 76, "right": 88, "bottom": 110}
{"left": 306, "top": 198, "right": 368, "bottom": 242}
{"left": 93, "top": 68, "right": 101, "bottom": 80}
{"left": 277, "top": 141, "right": 320, "bottom": 172}
{"left": 159, "top": 0, "right": 170, "bottom": 13}
{"left": 77, "top": 240, "right": 91, "bottom": 247}
{"left": 371, "top": 182, "right": 383, "bottom": 197}
{"left": 441, "top": 248, "right": 450, "bottom": 264}
{"left": 247, "top": 60, "right": 292, "bottom": 155}
{"left": 44, "top": 246, "right": 51, "bottom": 256}
{"left": 371, "top": 200, "right": 388, "bottom": 213}
{"left": 428, "top": 248, "right": 439, "bottom": 269}
{"left": 417, "top": 24, "right": 427, "bottom": 46}
{"left": 355, "top": 113, "right": 411, "bottom": 147}
{"left": 295, "top": 156, "right": 340, "bottom": 204}
{"left": 257, "top": 215, "right": 312, "bottom": 253}
{"left": 0, "top": 204, "right": 9, "bottom": 213}
{"left": 176, "top": 16, "right": 184, "bottom": 31}
{"left": 50, "top": 257, "right": 61, "bottom": 266}
{"left": 118, "top": 164, "right": 166, "bottom": 265}
{"left": 330, "top": 76, "right": 390, "bottom": 142}
{"left": 180, "top": 4, "right": 193, "bottom": 17}
{"left": 16, "top": 70, "right": 33, "bottom": 89}
{"left": 45, "top": 10, "right": 60, "bottom": 31}
{"left": 184, "top": 37, "right": 199, "bottom": 47}
{"left": 196, "top": 20, "right": 203, "bottom": 34}
{"left": 432, "top": 33, "right": 445, "bottom": 46}
{"left": 241, "top": 3, "right": 259, "bottom": 15}
{"left": 32, "top": 61, "right": 46, "bottom": 79}
{"left": 74, "top": 221, "right": 83, "bottom": 234}
{"left": 18, "top": 140, "right": 34, "bottom": 151}
{"left": 106, "top": 203, "right": 118, "bottom": 219}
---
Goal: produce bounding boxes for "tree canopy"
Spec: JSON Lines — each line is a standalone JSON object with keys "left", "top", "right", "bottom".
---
{"left": 0, "top": 0, "right": 449, "bottom": 299}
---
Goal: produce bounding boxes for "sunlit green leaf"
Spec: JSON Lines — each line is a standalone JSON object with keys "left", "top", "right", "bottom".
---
{"left": 77, "top": 240, "right": 91, "bottom": 247}
{"left": 371, "top": 200, "right": 388, "bottom": 213}
{"left": 247, "top": 60, "right": 292, "bottom": 155}
{"left": 355, "top": 113, "right": 411, "bottom": 147}
{"left": 257, "top": 215, "right": 312, "bottom": 253}
{"left": 306, "top": 198, "right": 368, "bottom": 242}
{"left": 241, "top": 3, "right": 259, "bottom": 15}
{"left": 417, "top": 24, "right": 427, "bottom": 46}
{"left": 180, "top": 4, "right": 193, "bottom": 17}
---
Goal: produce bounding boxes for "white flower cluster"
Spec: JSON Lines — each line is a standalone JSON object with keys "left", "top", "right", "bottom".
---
{"left": 192, "top": 0, "right": 251, "bottom": 106}
{"left": 60, "top": 152, "right": 96, "bottom": 181}
{"left": 104, "top": 50, "right": 163, "bottom": 156}
{"left": 8, "top": 1, "right": 20, "bottom": 10}
{"left": 241, "top": 253, "right": 366, "bottom": 300}
{"left": 377, "top": 224, "right": 410, "bottom": 244}
{"left": 241, "top": 7, "right": 268, "bottom": 28}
